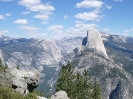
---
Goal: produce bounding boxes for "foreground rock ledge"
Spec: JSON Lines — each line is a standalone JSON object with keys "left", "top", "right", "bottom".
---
{"left": 0, "top": 68, "right": 39, "bottom": 95}
{"left": 37, "top": 91, "right": 70, "bottom": 99}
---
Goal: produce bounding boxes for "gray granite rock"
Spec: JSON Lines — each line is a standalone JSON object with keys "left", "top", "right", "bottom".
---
{"left": 37, "top": 91, "right": 69, "bottom": 99}
{"left": 0, "top": 68, "right": 39, "bottom": 95}
{"left": 85, "top": 29, "right": 108, "bottom": 57}
{"left": 50, "top": 91, "right": 70, "bottom": 99}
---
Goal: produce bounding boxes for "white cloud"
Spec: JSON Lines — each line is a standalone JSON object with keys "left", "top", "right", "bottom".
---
{"left": 130, "top": 29, "right": 133, "bottom": 31}
{"left": 65, "top": 27, "right": 79, "bottom": 34}
{"left": 0, "top": 15, "right": 4, "bottom": 19}
{"left": 33, "top": 10, "right": 53, "bottom": 20}
{"left": 0, "top": 13, "right": 11, "bottom": 20}
{"left": 124, "top": 30, "right": 130, "bottom": 33}
{"left": 106, "top": 5, "right": 112, "bottom": 9}
{"left": 22, "top": 11, "right": 30, "bottom": 14}
{"left": 26, "top": 32, "right": 47, "bottom": 38}
{"left": 75, "top": 11, "right": 103, "bottom": 21}
{"left": 0, "top": 30, "right": 9, "bottom": 35}
{"left": 41, "top": 21, "right": 48, "bottom": 24}
{"left": 114, "top": 0, "right": 123, "bottom": 2}
{"left": 47, "top": 25, "right": 63, "bottom": 31}
{"left": 20, "top": 26, "right": 39, "bottom": 31}
{"left": 124, "top": 29, "right": 133, "bottom": 33}
{"left": 104, "top": 28, "right": 110, "bottom": 32}
{"left": 66, "top": 21, "right": 97, "bottom": 36}
{"left": 63, "top": 15, "right": 68, "bottom": 19}
{"left": 28, "top": 4, "right": 55, "bottom": 12}
{"left": 3, "top": 30, "right": 9, "bottom": 33}
{"left": 122, "top": 32, "right": 128, "bottom": 36}
{"left": 47, "top": 25, "right": 64, "bottom": 35}
{"left": 47, "top": 21, "right": 98, "bottom": 39}
{"left": 75, "top": 0, "right": 105, "bottom": 21}
{"left": 13, "top": 19, "right": 28, "bottom": 24}
{"left": 47, "top": 25, "right": 64, "bottom": 39}
{"left": 75, "top": 0, "right": 104, "bottom": 9}
{"left": 75, "top": 20, "right": 97, "bottom": 29}
{"left": 1, "top": 0, "right": 12, "bottom": 2}
{"left": 20, "top": 25, "right": 46, "bottom": 38}
{"left": 18, "top": 0, "right": 40, "bottom": 6}
{"left": 33, "top": 13, "right": 49, "bottom": 20}
{"left": 13, "top": 35, "right": 20, "bottom": 38}
{"left": 122, "top": 29, "right": 133, "bottom": 36}
{"left": 6, "top": 13, "right": 11, "bottom": 16}
{"left": 18, "top": 0, "right": 55, "bottom": 21}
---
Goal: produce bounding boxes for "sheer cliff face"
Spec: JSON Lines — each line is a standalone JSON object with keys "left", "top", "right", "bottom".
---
{"left": 87, "top": 29, "right": 107, "bottom": 56}
{"left": 83, "top": 29, "right": 108, "bottom": 57}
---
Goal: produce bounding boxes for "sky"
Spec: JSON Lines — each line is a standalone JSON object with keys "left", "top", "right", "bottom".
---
{"left": 0, "top": 0, "right": 133, "bottom": 39}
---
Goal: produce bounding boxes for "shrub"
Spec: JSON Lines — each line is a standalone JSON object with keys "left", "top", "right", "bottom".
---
{"left": 0, "top": 86, "right": 37, "bottom": 99}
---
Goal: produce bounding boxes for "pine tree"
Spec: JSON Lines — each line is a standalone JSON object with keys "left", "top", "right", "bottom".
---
{"left": 0, "top": 59, "right": 8, "bottom": 72}
{"left": 56, "top": 62, "right": 75, "bottom": 98}
{"left": 92, "top": 80, "right": 102, "bottom": 99}
{"left": 55, "top": 62, "right": 102, "bottom": 99}
{"left": 0, "top": 58, "right": 2, "bottom": 72}
{"left": 74, "top": 72, "right": 83, "bottom": 98}
{"left": 56, "top": 64, "right": 66, "bottom": 91}
{"left": 56, "top": 61, "right": 74, "bottom": 98}
{"left": 0, "top": 59, "right": 7, "bottom": 72}
{"left": 16, "top": 64, "right": 20, "bottom": 69}
{"left": 82, "top": 70, "right": 92, "bottom": 99}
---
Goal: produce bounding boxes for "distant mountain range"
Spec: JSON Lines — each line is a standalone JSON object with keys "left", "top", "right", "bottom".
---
{"left": 0, "top": 30, "right": 133, "bottom": 99}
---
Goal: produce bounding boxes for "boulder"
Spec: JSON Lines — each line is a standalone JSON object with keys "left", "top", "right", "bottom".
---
{"left": 37, "top": 96, "right": 47, "bottom": 99}
{"left": 37, "top": 91, "right": 70, "bottom": 99}
{"left": 0, "top": 68, "right": 39, "bottom": 95}
{"left": 50, "top": 91, "right": 70, "bottom": 99}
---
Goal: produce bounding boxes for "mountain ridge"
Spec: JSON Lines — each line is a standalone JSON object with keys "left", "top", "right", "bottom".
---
{"left": 0, "top": 31, "right": 133, "bottom": 98}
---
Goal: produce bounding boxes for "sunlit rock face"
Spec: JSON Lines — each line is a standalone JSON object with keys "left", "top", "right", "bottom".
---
{"left": 0, "top": 68, "right": 39, "bottom": 95}
{"left": 50, "top": 91, "right": 70, "bottom": 99}
{"left": 82, "top": 29, "right": 108, "bottom": 57}
{"left": 37, "top": 91, "right": 70, "bottom": 99}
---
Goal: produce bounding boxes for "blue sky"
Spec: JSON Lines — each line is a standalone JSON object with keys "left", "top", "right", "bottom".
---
{"left": 0, "top": 0, "right": 133, "bottom": 39}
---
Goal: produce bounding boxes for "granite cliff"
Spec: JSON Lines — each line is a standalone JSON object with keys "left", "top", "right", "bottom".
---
{"left": 82, "top": 29, "right": 108, "bottom": 57}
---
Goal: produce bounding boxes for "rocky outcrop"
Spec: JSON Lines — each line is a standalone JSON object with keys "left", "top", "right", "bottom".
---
{"left": 109, "top": 80, "right": 132, "bottom": 99}
{"left": 37, "top": 91, "right": 70, "bottom": 99}
{"left": 82, "top": 29, "right": 108, "bottom": 57}
{"left": 50, "top": 91, "right": 70, "bottom": 99}
{"left": 37, "top": 96, "right": 48, "bottom": 99}
{"left": 0, "top": 68, "right": 39, "bottom": 95}
{"left": 0, "top": 49, "right": 4, "bottom": 63}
